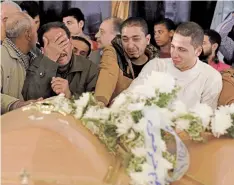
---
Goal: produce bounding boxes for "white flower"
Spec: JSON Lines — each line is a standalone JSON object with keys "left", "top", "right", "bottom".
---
{"left": 229, "top": 104, "right": 234, "bottom": 114}
{"left": 158, "top": 108, "right": 175, "bottom": 126}
{"left": 190, "top": 103, "right": 213, "bottom": 128}
{"left": 83, "top": 106, "right": 110, "bottom": 121}
{"left": 144, "top": 71, "right": 176, "bottom": 94}
{"left": 74, "top": 107, "right": 83, "bottom": 119}
{"left": 132, "top": 118, "right": 147, "bottom": 132}
{"left": 116, "top": 115, "right": 134, "bottom": 136}
{"left": 130, "top": 171, "right": 148, "bottom": 185}
{"left": 159, "top": 140, "right": 167, "bottom": 152}
{"left": 171, "top": 100, "right": 187, "bottom": 117}
{"left": 131, "top": 147, "right": 147, "bottom": 157}
{"left": 211, "top": 110, "right": 232, "bottom": 137}
{"left": 73, "top": 93, "right": 90, "bottom": 119}
{"left": 85, "top": 121, "right": 99, "bottom": 134}
{"left": 175, "top": 119, "right": 190, "bottom": 130}
{"left": 133, "top": 85, "right": 156, "bottom": 98}
{"left": 111, "top": 93, "right": 127, "bottom": 109}
{"left": 74, "top": 93, "right": 90, "bottom": 108}
{"left": 128, "top": 102, "right": 145, "bottom": 111}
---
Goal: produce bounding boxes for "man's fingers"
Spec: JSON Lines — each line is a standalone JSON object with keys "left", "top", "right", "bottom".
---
{"left": 51, "top": 82, "right": 62, "bottom": 90}
{"left": 51, "top": 77, "right": 64, "bottom": 84}
{"left": 53, "top": 32, "right": 62, "bottom": 43}
{"left": 53, "top": 87, "right": 63, "bottom": 94}
{"left": 59, "top": 39, "right": 70, "bottom": 48}
{"left": 55, "top": 34, "right": 68, "bottom": 45}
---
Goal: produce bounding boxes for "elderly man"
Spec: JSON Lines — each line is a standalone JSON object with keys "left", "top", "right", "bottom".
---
{"left": 22, "top": 22, "right": 99, "bottom": 100}
{"left": 1, "top": 1, "right": 21, "bottom": 42}
{"left": 125, "top": 22, "right": 222, "bottom": 109}
{"left": 94, "top": 17, "right": 159, "bottom": 107}
{"left": 1, "top": 12, "right": 40, "bottom": 114}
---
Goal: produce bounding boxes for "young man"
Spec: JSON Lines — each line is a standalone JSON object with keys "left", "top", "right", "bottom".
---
{"left": 94, "top": 17, "right": 159, "bottom": 106}
{"left": 1, "top": 12, "right": 41, "bottom": 114}
{"left": 20, "top": 1, "right": 40, "bottom": 31}
{"left": 200, "top": 29, "right": 230, "bottom": 72}
{"left": 22, "top": 22, "right": 99, "bottom": 100}
{"left": 125, "top": 22, "right": 222, "bottom": 109}
{"left": 154, "top": 18, "right": 176, "bottom": 58}
{"left": 72, "top": 36, "right": 91, "bottom": 58}
{"left": 62, "top": 8, "right": 89, "bottom": 40}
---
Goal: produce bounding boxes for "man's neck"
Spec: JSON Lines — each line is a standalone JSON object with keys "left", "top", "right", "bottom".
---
{"left": 14, "top": 39, "right": 29, "bottom": 55}
{"left": 160, "top": 43, "right": 171, "bottom": 54}
{"left": 180, "top": 58, "right": 197, "bottom": 72}
{"left": 131, "top": 54, "right": 148, "bottom": 66}
{"left": 207, "top": 54, "right": 215, "bottom": 65}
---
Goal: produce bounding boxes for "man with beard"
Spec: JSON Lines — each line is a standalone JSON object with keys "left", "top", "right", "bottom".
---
{"left": 200, "top": 29, "right": 230, "bottom": 72}
{"left": 22, "top": 22, "right": 99, "bottom": 100}
{"left": 124, "top": 22, "right": 222, "bottom": 110}
{"left": 94, "top": 17, "right": 159, "bottom": 107}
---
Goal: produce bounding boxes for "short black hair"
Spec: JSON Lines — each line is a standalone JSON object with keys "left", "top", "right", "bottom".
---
{"left": 204, "top": 29, "right": 221, "bottom": 54}
{"left": 20, "top": 1, "right": 39, "bottom": 19}
{"left": 72, "top": 36, "right": 91, "bottom": 56}
{"left": 62, "top": 8, "right": 85, "bottom": 30}
{"left": 154, "top": 18, "right": 176, "bottom": 31}
{"left": 38, "top": 22, "right": 71, "bottom": 47}
{"left": 120, "top": 17, "right": 148, "bottom": 35}
{"left": 175, "top": 22, "right": 204, "bottom": 48}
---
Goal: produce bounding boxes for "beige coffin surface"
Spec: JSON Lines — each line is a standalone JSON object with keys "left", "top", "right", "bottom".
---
{"left": 1, "top": 108, "right": 234, "bottom": 185}
{"left": 1, "top": 109, "right": 130, "bottom": 185}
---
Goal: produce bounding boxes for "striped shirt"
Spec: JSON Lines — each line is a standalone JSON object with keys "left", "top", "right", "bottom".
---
{"left": 5, "top": 38, "right": 37, "bottom": 70}
{"left": 216, "top": 12, "right": 234, "bottom": 62}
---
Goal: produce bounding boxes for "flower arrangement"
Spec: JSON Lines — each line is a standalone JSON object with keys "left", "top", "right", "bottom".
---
{"left": 23, "top": 71, "right": 234, "bottom": 185}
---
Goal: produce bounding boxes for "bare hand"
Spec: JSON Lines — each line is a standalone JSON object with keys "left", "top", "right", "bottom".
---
{"left": 42, "top": 33, "right": 70, "bottom": 62}
{"left": 10, "top": 97, "right": 44, "bottom": 110}
{"left": 51, "top": 77, "right": 71, "bottom": 98}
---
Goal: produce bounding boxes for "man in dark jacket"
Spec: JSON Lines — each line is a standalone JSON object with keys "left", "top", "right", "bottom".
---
{"left": 22, "top": 22, "right": 99, "bottom": 100}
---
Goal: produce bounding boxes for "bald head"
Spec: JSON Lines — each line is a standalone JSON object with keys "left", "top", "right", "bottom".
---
{"left": 1, "top": 1, "right": 21, "bottom": 21}
{"left": 6, "top": 12, "right": 34, "bottom": 39}
{"left": 1, "top": 1, "right": 21, "bottom": 41}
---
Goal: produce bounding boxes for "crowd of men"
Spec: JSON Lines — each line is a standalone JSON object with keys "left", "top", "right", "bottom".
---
{"left": 1, "top": 1, "right": 234, "bottom": 114}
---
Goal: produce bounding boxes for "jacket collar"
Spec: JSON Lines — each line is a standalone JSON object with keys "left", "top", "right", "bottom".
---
{"left": 2, "top": 39, "right": 20, "bottom": 60}
{"left": 69, "top": 54, "right": 84, "bottom": 73}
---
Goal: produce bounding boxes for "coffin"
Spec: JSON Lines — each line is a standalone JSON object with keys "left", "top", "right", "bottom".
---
{"left": 171, "top": 132, "right": 234, "bottom": 185}
{"left": 2, "top": 108, "right": 234, "bottom": 185}
{"left": 1, "top": 108, "right": 130, "bottom": 185}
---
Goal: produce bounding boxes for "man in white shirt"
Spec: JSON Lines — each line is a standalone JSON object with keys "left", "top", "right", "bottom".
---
{"left": 126, "top": 22, "right": 222, "bottom": 109}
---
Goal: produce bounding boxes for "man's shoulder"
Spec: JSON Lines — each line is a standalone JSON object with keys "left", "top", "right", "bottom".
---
{"left": 146, "top": 57, "right": 172, "bottom": 71}
{"left": 1, "top": 44, "right": 17, "bottom": 66}
{"left": 199, "top": 60, "right": 222, "bottom": 81}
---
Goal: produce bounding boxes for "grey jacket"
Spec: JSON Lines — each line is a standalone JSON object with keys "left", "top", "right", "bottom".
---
{"left": 22, "top": 54, "right": 99, "bottom": 100}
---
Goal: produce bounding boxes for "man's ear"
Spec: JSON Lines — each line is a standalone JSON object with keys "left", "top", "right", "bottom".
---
{"left": 212, "top": 43, "right": 218, "bottom": 53}
{"left": 169, "top": 30, "right": 174, "bottom": 37}
{"left": 24, "top": 29, "right": 31, "bottom": 42}
{"left": 78, "top": 20, "right": 84, "bottom": 29}
{"left": 146, "top": 34, "right": 151, "bottom": 45}
{"left": 195, "top": 46, "right": 203, "bottom": 57}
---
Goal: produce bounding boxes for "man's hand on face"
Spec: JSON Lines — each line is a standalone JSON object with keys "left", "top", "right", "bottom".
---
{"left": 51, "top": 77, "right": 71, "bottom": 98}
{"left": 42, "top": 33, "right": 70, "bottom": 62}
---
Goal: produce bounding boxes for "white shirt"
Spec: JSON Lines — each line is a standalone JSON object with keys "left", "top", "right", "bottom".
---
{"left": 126, "top": 58, "right": 222, "bottom": 109}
